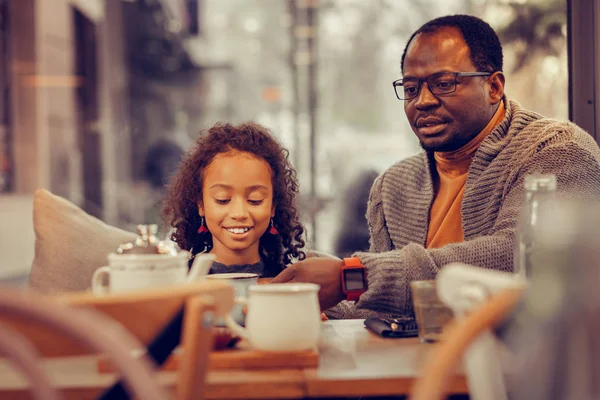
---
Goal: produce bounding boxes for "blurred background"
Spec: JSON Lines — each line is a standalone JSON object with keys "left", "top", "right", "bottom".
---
{"left": 0, "top": 0, "right": 574, "bottom": 283}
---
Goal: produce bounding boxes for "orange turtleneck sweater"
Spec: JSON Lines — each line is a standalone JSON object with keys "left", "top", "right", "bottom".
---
{"left": 426, "top": 102, "right": 506, "bottom": 249}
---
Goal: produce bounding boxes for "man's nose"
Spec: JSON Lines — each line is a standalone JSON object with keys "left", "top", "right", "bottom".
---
{"left": 415, "top": 83, "right": 440, "bottom": 110}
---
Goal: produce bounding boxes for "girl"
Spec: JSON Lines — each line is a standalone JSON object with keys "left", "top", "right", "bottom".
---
{"left": 163, "top": 122, "right": 306, "bottom": 277}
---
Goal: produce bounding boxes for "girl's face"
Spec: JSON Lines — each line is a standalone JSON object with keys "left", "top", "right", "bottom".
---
{"left": 198, "top": 150, "right": 275, "bottom": 264}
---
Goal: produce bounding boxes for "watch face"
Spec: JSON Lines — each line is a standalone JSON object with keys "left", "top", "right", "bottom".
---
{"left": 344, "top": 269, "right": 366, "bottom": 291}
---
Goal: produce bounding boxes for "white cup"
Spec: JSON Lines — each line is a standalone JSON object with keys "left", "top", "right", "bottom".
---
{"left": 205, "top": 273, "right": 258, "bottom": 325}
{"left": 225, "top": 283, "right": 321, "bottom": 352}
{"left": 91, "top": 252, "right": 189, "bottom": 295}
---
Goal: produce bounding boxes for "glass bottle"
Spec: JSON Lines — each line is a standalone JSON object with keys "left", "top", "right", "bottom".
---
{"left": 514, "top": 174, "right": 557, "bottom": 279}
{"left": 507, "top": 199, "right": 600, "bottom": 400}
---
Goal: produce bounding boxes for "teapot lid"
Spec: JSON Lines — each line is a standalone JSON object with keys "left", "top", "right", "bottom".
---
{"left": 116, "top": 224, "right": 179, "bottom": 256}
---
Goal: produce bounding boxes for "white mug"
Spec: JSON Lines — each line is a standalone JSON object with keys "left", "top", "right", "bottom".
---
{"left": 91, "top": 252, "right": 189, "bottom": 295}
{"left": 205, "top": 273, "right": 258, "bottom": 325}
{"left": 225, "top": 283, "right": 321, "bottom": 352}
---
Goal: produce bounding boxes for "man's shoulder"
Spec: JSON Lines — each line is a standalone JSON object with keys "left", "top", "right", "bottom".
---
{"left": 507, "top": 100, "right": 591, "bottom": 141}
{"left": 497, "top": 112, "right": 600, "bottom": 172}
{"left": 517, "top": 116, "right": 578, "bottom": 133}
{"left": 511, "top": 116, "right": 598, "bottom": 151}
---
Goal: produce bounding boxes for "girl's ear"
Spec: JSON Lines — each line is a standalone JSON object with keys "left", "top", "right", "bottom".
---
{"left": 197, "top": 201, "right": 205, "bottom": 216}
{"left": 271, "top": 206, "right": 275, "bottom": 218}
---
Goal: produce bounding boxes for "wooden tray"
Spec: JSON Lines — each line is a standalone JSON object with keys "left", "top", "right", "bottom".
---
{"left": 98, "top": 340, "right": 318, "bottom": 373}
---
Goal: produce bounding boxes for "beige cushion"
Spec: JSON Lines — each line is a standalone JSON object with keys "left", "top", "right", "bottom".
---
{"left": 28, "top": 189, "right": 137, "bottom": 293}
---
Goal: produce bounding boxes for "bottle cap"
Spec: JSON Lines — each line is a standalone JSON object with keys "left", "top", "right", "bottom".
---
{"left": 524, "top": 174, "right": 557, "bottom": 191}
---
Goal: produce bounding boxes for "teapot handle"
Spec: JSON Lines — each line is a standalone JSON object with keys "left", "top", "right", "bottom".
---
{"left": 224, "top": 297, "right": 249, "bottom": 339}
{"left": 187, "top": 253, "right": 216, "bottom": 282}
{"left": 91, "top": 266, "right": 111, "bottom": 295}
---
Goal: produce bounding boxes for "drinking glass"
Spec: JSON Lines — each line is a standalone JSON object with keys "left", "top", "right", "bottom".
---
{"left": 410, "top": 280, "right": 454, "bottom": 343}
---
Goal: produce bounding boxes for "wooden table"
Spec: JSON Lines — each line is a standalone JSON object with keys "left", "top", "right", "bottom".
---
{"left": 304, "top": 319, "right": 467, "bottom": 398}
{"left": 0, "top": 319, "right": 468, "bottom": 399}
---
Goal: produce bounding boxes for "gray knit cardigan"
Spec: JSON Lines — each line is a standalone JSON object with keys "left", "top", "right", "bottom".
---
{"left": 326, "top": 98, "right": 600, "bottom": 319}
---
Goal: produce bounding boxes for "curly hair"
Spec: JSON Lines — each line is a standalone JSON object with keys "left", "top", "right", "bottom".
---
{"left": 401, "top": 15, "right": 503, "bottom": 74}
{"left": 162, "top": 122, "right": 306, "bottom": 274}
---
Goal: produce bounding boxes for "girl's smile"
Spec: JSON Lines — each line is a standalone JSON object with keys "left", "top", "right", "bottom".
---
{"left": 224, "top": 226, "right": 253, "bottom": 238}
{"left": 225, "top": 226, "right": 252, "bottom": 234}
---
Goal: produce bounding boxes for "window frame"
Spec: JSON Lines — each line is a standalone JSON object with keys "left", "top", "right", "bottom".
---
{"left": 568, "top": 0, "right": 599, "bottom": 142}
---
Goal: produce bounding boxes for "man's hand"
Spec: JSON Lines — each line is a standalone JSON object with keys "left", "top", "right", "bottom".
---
{"left": 272, "top": 258, "right": 345, "bottom": 311}
{"left": 305, "top": 250, "right": 342, "bottom": 260}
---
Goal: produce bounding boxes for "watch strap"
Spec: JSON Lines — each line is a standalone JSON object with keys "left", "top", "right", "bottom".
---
{"left": 346, "top": 291, "right": 363, "bottom": 302}
{"left": 343, "top": 257, "right": 362, "bottom": 267}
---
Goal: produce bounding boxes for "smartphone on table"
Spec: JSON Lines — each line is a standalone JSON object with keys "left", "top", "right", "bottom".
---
{"left": 364, "top": 316, "right": 419, "bottom": 338}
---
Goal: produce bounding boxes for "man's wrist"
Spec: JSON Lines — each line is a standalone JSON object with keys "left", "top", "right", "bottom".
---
{"left": 335, "top": 259, "right": 345, "bottom": 303}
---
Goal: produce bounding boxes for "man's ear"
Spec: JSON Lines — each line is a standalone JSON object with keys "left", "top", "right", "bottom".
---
{"left": 488, "top": 71, "right": 505, "bottom": 104}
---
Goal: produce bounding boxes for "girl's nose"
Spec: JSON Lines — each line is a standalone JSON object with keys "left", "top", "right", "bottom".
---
{"left": 229, "top": 199, "right": 249, "bottom": 219}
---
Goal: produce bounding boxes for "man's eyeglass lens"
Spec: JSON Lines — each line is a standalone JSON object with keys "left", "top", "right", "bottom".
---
{"left": 393, "top": 72, "right": 491, "bottom": 100}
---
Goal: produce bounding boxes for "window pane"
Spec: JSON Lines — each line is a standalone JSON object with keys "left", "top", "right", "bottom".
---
{"left": 0, "top": 0, "right": 569, "bottom": 284}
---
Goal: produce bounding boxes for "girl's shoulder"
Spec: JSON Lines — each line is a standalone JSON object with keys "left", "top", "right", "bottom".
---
{"left": 260, "top": 258, "right": 285, "bottom": 278}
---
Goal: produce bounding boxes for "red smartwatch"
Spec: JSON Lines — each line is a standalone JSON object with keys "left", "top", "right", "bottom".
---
{"left": 340, "top": 257, "right": 368, "bottom": 302}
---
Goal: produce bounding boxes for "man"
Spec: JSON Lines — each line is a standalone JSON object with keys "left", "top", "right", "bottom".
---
{"left": 272, "top": 15, "right": 600, "bottom": 318}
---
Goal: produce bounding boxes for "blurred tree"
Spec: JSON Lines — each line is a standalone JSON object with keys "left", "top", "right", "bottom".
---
{"left": 490, "top": 0, "right": 568, "bottom": 118}
{"left": 317, "top": 0, "right": 567, "bottom": 133}
{"left": 317, "top": 0, "right": 485, "bottom": 133}
{"left": 495, "top": 0, "right": 566, "bottom": 73}
{"left": 319, "top": 0, "right": 405, "bottom": 132}
{"left": 203, "top": 0, "right": 290, "bottom": 123}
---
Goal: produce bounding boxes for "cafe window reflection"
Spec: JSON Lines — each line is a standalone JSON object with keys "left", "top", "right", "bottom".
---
{"left": 0, "top": 0, "right": 569, "bottom": 283}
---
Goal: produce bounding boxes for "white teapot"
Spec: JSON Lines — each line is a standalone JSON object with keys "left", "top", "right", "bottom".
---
{"left": 92, "top": 224, "right": 215, "bottom": 294}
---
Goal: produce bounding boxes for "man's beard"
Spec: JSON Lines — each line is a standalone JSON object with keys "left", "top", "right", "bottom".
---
{"left": 419, "top": 139, "right": 461, "bottom": 153}
{"left": 418, "top": 133, "right": 473, "bottom": 153}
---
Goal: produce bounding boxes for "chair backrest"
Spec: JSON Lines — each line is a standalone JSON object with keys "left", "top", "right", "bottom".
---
{"left": 0, "top": 286, "right": 170, "bottom": 400}
{"left": 0, "top": 323, "right": 60, "bottom": 400}
{"left": 2, "top": 281, "right": 235, "bottom": 400}
{"left": 410, "top": 282, "right": 524, "bottom": 400}
{"left": 4, "top": 281, "right": 233, "bottom": 356}
{"left": 434, "top": 263, "right": 527, "bottom": 400}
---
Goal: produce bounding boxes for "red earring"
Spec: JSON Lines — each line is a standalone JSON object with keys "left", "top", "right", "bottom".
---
{"left": 269, "top": 218, "right": 278, "bottom": 235}
{"left": 197, "top": 217, "right": 209, "bottom": 233}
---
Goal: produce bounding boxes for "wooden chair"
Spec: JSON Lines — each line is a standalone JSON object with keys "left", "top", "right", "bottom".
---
{"left": 1, "top": 280, "right": 235, "bottom": 400}
{"left": 0, "top": 286, "right": 168, "bottom": 400}
{"left": 410, "top": 283, "right": 524, "bottom": 400}
{"left": 0, "top": 323, "right": 59, "bottom": 400}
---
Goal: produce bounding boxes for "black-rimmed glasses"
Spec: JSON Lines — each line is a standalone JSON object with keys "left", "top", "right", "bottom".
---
{"left": 392, "top": 71, "right": 492, "bottom": 100}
